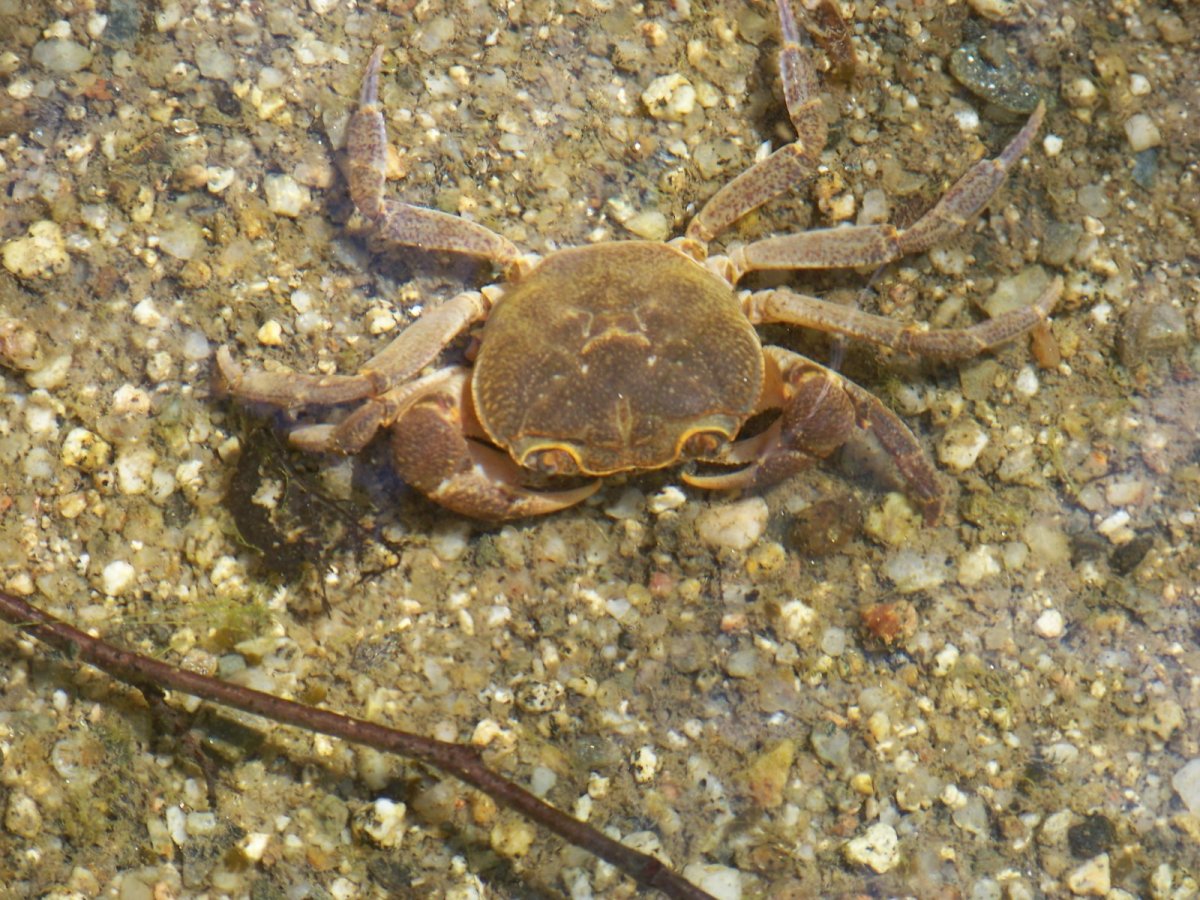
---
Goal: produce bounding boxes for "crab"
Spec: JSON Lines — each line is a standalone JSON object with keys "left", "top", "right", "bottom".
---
{"left": 217, "top": 0, "right": 1061, "bottom": 524}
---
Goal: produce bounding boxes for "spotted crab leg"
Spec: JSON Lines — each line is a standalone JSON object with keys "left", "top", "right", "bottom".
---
{"left": 745, "top": 274, "right": 1062, "bottom": 361}
{"left": 686, "top": 348, "right": 944, "bottom": 524}
{"left": 348, "top": 47, "right": 524, "bottom": 272}
{"left": 215, "top": 288, "right": 491, "bottom": 411}
{"left": 685, "top": 0, "right": 827, "bottom": 244}
{"left": 731, "top": 102, "right": 1046, "bottom": 276}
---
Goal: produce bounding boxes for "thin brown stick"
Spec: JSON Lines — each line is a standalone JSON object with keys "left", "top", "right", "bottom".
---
{"left": 0, "top": 589, "right": 715, "bottom": 900}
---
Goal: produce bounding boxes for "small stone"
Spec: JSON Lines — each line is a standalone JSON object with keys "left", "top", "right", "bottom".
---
{"left": 2, "top": 221, "right": 69, "bottom": 280}
{"left": 156, "top": 220, "right": 204, "bottom": 260}
{"left": 1034, "top": 608, "right": 1064, "bottom": 639}
{"left": 308, "top": 0, "right": 339, "bottom": 14}
{"left": 194, "top": 42, "right": 236, "bottom": 81}
{"left": 967, "top": 0, "right": 1018, "bottom": 21}
{"left": 1123, "top": 114, "right": 1162, "bottom": 152}
{"left": 623, "top": 209, "right": 670, "bottom": 241}
{"left": 695, "top": 497, "right": 768, "bottom": 551}
{"left": 746, "top": 739, "right": 794, "bottom": 808}
{"left": 489, "top": 818, "right": 536, "bottom": 858}
{"left": 843, "top": 822, "right": 900, "bottom": 873}
{"left": 116, "top": 447, "right": 157, "bottom": 495}
{"left": 32, "top": 38, "right": 93, "bottom": 73}
{"left": 681, "top": 863, "right": 742, "bottom": 900}
{"left": 263, "top": 174, "right": 310, "bottom": 217}
{"left": 355, "top": 799, "right": 406, "bottom": 849}
{"left": 1140, "top": 699, "right": 1185, "bottom": 740}
{"left": 256, "top": 319, "right": 284, "bottom": 346}
{"left": 61, "top": 427, "right": 111, "bottom": 470}
{"left": 101, "top": 559, "right": 137, "bottom": 597}
{"left": 1172, "top": 758, "right": 1200, "bottom": 814}
{"left": 956, "top": 544, "right": 1001, "bottom": 587}
{"left": 631, "top": 745, "right": 659, "bottom": 783}
{"left": 863, "top": 492, "right": 921, "bottom": 548}
{"left": 811, "top": 723, "right": 851, "bottom": 769}
{"left": 4, "top": 791, "right": 43, "bottom": 838}
{"left": 882, "top": 549, "right": 947, "bottom": 594}
{"left": 937, "top": 419, "right": 990, "bottom": 472}
{"left": 775, "top": 599, "right": 817, "bottom": 642}
{"left": 642, "top": 73, "right": 696, "bottom": 121}
{"left": 1065, "top": 853, "right": 1111, "bottom": 896}
{"left": 984, "top": 265, "right": 1053, "bottom": 318}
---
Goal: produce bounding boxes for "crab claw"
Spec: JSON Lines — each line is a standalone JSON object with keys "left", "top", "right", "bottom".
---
{"left": 391, "top": 370, "right": 599, "bottom": 519}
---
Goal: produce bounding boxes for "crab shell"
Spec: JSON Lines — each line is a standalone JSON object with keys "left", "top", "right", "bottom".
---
{"left": 471, "top": 242, "right": 763, "bottom": 477}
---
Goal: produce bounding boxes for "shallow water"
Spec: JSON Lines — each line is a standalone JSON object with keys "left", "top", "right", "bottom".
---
{"left": 1, "top": 0, "right": 1198, "bottom": 896}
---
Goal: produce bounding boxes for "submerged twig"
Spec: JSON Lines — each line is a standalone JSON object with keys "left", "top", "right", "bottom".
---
{"left": 0, "top": 589, "right": 715, "bottom": 900}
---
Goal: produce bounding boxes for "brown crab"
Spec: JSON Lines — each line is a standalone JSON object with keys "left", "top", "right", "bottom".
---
{"left": 217, "top": 0, "right": 1061, "bottom": 524}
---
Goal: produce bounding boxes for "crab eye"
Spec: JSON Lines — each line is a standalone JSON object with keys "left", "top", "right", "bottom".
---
{"left": 528, "top": 448, "right": 579, "bottom": 476}
{"left": 680, "top": 430, "right": 726, "bottom": 460}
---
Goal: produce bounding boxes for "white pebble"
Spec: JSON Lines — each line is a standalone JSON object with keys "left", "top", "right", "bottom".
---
{"left": 681, "top": 863, "right": 743, "bottom": 900}
{"left": 263, "top": 174, "right": 310, "bottom": 218}
{"left": 883, "top": 549, "right": 947, "bottom": 593}
{"left": 2, "top": 220, "right": 69, "bottom": 280}
{"left": 359, "top": 799, "right": 405, "bottom": 848}
{"left": 101, "top": 560, "right": 137, "bottom": 597}
{"left": 1014, "top": 365, "right": 1039, "bottom": 397}
{"left": 1034, "top": 608, "right": 1064, "bottom": 639}
{"left": 776, "top": 599, "right": 817, "bottom": 641}
{"left": 156, "top": 220, "right": 203, "bottom": 260}
{"left": 1171, "top": 758, "right": 1200, "bottom": 814}
{"left": 1065, "top": 853, "right": 1111, "bottom": 896}
{"left": 843, "top": 822, "right": 900, "bottom": 873}
{"left": 1128, "top": 74, "right": 1151, "bottom": 96}
{"left": 1042, "top": 134, "right": 1063, "bottom": 156}
{"left": 695, "top": 497, "right": 768, "bottom": 551}
{"left": 623, "top": 209, "right": 670, "bottom": 241}
{"left": 116, "top": 447, "right": 157, "bottom": 494}
{"left": 631, "top": 745, "right": 659, "bottom": 783}
{"left": 31, "top": 39, "right": 93, "bottom": 73}
{"left": 648, "top": 485, "right": 687, "bottom": 514}
{"left": 642, "top": 73, "right": 696, "bottom": 121}
{"left": 937, "top": 419, "right": 989, "bottom": 472}
{"left": 194, "top": 42, "right": 236, "bottom": 81}
{"left": 1123, "top": 114, "right": 1162, "bottom": 152}
{"left": 132, "top": 298, "right": 164, "bottom": 327}
{"left": 308, "top": 0, "right": 339, "bottom": 14}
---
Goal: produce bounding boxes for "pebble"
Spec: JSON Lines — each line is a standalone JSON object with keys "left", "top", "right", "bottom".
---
{"left": 949, "top": 43, "right": 1039, "bottom": 114}
{"left": 356, "top": 799, "right": 406, "bottom": 848}
{"left": 984, "top": 265, "right": 1054, "bottom": 318}
{"left": 1123, "top": 114, "right": 1162, "bottom": 152}
{"left": 4, "top": 791, "right": 43, "bottom": 838}
{"left": 1172, "top": 758, "right": 1200, "bottom": 815}
{"left": 843, "top": 822, "right": 900, "bottom": 873}
{"left": 1034, "top": 608, "right": 1065, "bottom": 639}
{"left": 156, "top": 220, "right": 204, "bottom": 260}
{"left": 642, "top": 73, "right": 697, "bottom": 121}
{"left": 681, "top": 864, "right": 742, "bottom": 900}
{"left": 1065, "top": 853, "right": 1111, "bottom": 896}
{"left": 775, "top": 599, "right": 817, "bottom": 641}
{"left": 695, "top": 497, "right": 767, "bottom": 551}
{"left": 746, "top": 740, "right": 794, "bottom": 808}
{"left": 490, "top": 819, "right": 535, "bottom": 858}
{"left": 101, "top": 559, "right": 137, "bottom": 597}
{"left": 264, "top": 174, "right": 310, "bottom": 218}
{"left": 31, "top": 38, "right": 93, "bottom": 73}
{"left": 623, "top": 209, "right": 670, "bottom": 241}
{"left": 194, "top": 42, "right": 236, "bottom": 81}
{"left": 937, "top": 419, "right": 990, "bottom": 472}
{"left": 2, "top": 221, "right": 70, "bottom": 280}
{"left": 967, "top": 0, "right": 1018, "bottom": 21}
{"left": 883, "top": 549, "right": 947, "bottom": 594}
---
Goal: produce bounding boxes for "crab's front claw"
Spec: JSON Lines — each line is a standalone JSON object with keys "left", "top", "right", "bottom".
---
{"left": 390, "top": 371, "right": 599, "bottom": 520}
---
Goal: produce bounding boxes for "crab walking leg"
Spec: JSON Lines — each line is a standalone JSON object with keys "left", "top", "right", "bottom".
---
{"left": 215, "top": 290, "right": 491, "bottom": 410}
{"left": 685, "top": 0, "right": 827, "bottom": 244}
{"left": 733, "top": 102, "right": 1046, "bottom": 274}
{"left": 388, "top": 368, "right": 600, "bottom": 519}
{"left": 746, "top": 274, "right": 1062, "bottom": 361}
{"left": 348, "top": 47, "right": 523, "bottom": 269}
